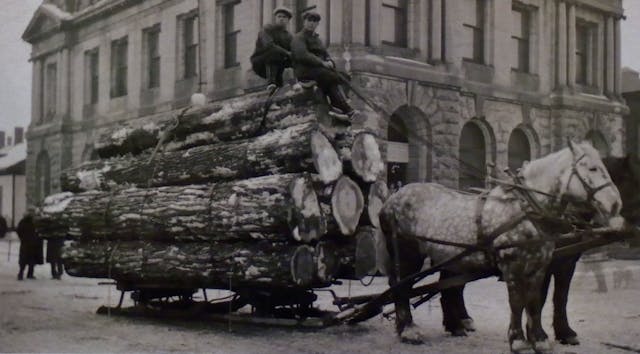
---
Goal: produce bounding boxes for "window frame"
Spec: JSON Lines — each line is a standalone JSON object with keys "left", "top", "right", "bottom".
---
{"left": 110, "top": 36, "right": 128, "bottom": 98}
{"left": 223, "top": 1, "right": 241, "bottom": 69}
{"left": 84, "top": 48, "right": 100, "bottom": 104}
{"left": 183, "top": 15, "right": 199, "bottom": 78}
{"left": 575, "top": 20, "right": 592, "bottom": 86}
{"left": 44, "top": 62, "right": 57, "bottom": 120}
{"left": 463, "top": 0, "right": 485, "bottom": 64}
{"left": 143, "top": 24, "right": 161, "bottom": 88}
{"left": 381, "top": 0, "right": 408, "bottom": 48}
{"left": 511, "top": 4, "right": 531, "bottom": 73}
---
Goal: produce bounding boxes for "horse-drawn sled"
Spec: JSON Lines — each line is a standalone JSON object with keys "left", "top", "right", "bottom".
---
{"left": 34, "top": 84, "right": 639, "bottom": 353}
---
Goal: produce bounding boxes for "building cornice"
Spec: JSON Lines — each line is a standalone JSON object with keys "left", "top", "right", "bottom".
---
{"left": 69, "top": 0, "right": 145, "bottom": 28}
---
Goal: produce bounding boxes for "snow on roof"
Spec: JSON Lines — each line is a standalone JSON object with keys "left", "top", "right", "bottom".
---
{"left": 0, "top": 143, "right": 26, "bottom": 171}
{"left": 40, "top": 3, "right": 73, "bottom": 21}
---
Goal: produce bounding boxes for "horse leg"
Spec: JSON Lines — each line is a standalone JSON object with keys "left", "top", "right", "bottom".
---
{"left": 454, "top": 283, "right": 476, "bottom": 332}
{"left": 440, "top": 270, "right": 470, "bottom": 336}
{"left": 384, "top": 223, "right": 425, "bottom": 343}
{"left": 523, "top": 272, "right": 552, "bottom": 353}
{"left": 505, "top": 280, "right": 531, "bottom": 353}
{"left": 552, "top": 255, "right": 580, "bottom": 345}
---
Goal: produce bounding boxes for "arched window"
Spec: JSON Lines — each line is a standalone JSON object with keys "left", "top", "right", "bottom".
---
{"left": 459, "top": 122, "right": 486, "bottom": 190}
{"left": 35, "top": 151, "right": 51, "bottom": 204}
{"left": 387, "top": 113, "right": 409, "bottom": 192}
{"left": 585, "top": 130, "right": 610, "bottom": 157}
{"left": 508, "top": 128, "right": 531, "bottom": 173}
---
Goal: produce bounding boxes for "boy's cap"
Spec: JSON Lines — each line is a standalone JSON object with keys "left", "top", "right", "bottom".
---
{"left": 302, "top": 11, "right": 321, "bottom": 21}
{"left": 273, "top": 6, "right": 293, "bottom": 18}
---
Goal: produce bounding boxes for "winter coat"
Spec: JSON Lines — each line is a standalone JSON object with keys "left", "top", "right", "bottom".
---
{"left": 46, "top": 238, "right": 64, "bottom": 263}
{"left": 250, "top": 24, "right": 292, "bottom": 78}
{"left": 0, "top": 215, "right": 6, "bottom": 238}
{"left": 291, "top": 29, "right": 331, "bottom": 79}
{"left": 17, "top": 215, "right": 44, "bottom": 266}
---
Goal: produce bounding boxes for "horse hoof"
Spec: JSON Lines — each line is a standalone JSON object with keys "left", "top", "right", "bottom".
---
{"left": 461, "top": 318, "right": 476, "bottom": 332}
{"left": 400, "top": 325, "right": 426, "bottom": 344}
{"left": 510, "top": 339, "right": 533, "bottom": 353}
{"left": 558, "top": 336, "right": 580, "bottom": 345}
{"left": 447, "top": 328, "right": 467, "bottom": 337}
{"left": 532, "top": 339, "right": 553, "bottom": 353}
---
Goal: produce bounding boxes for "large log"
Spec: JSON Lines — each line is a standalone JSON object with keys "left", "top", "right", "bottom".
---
{"left": 361, "top": 180, "right": 389, "bottom": 228}
{"left": 36, "top": 174, "right": 325, "bottom": 243}
{"left": 61, "top": 123, "right": 342, "bottom": 192}
{"left": 334, "top": 130, "right": 384, "bottom": 183}
{"left": 95, "top": 89, "right": 315, "bottom": 158}
{"left": 350, "top": 133, "right": 385, "bottom": 182}
{"left": 62, "top": 240, "right": 321, "bottom": 288}
{"left": 330, "top": 176, "right": 365, "bottom": 235}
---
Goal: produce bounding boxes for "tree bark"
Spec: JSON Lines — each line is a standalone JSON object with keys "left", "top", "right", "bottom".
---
{"left": 36, "top": 174, "right": 325, "bottom": 243}
{"left": 95, "top": 90, "right": 315, "bottom": 158}
{"left": 62, "top": 123, "right": 342, "bottom": 192}
{"left": 62, "top": 240, "right": 319, "bottom": 288}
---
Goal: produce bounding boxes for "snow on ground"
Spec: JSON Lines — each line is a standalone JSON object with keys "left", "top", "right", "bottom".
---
{"left": 1, "top": 237, "right": 639, "bottom": 353}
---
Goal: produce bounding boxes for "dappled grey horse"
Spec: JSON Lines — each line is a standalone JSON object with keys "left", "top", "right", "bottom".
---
{"left": 380, "top": 141, "right": 622, "bottom": 353}
{"left": 440, "top": 154, "right": 640, "bottom": 345}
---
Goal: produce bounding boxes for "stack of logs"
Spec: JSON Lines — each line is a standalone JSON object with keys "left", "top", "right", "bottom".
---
{"left": 35, "top": 87, "right": 390, "bottom": 291}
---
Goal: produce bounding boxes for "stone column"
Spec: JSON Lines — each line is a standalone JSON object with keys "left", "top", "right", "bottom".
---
{"left": 606, "top": 16, "right": 614, "bottom": 96}
{"left": 59, "top": 48, "right": 71, "bottom": 120}
{"left": 351, "top": 0, "right": 366, "bottom": 45}
{"left": 614, "top": 17, "right": 622, "bottom": 97}
{"left": 329, "top": 0, "right": 343, "bottom": 45}
{"left": 567, "top": 3, "right": 576, "bottom": 88}
{"left": 368, "top": 0, "right": 382, "bottom": 47}
{"left": 32, "top": 59, "right": 42, "bottom": 123}
{"left": 430, "top": 0, "right": 443, "bottom": 62}
{"left": 262, "top": 0, "right": 274, "bottom": 27}
{"left": 596, "top": 20, "right": 604, "bottom": 94}
{"left": 557, "top": 1, "right": 567, "bottom": 89}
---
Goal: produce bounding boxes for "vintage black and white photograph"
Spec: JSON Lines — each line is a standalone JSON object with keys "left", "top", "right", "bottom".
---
{"left": 1, "top": 0, "right": 640, "bottom": 353}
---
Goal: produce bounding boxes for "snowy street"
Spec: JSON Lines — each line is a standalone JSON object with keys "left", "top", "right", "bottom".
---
{"left": 1, "top": 238, "right": 639, "bottom": 353}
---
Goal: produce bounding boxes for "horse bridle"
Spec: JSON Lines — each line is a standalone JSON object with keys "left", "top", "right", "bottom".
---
{"left": 565, "top": 153, "right": 614, "bottom": 204}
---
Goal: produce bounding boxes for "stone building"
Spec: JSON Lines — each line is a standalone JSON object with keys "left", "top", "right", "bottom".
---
{"left": 22, "top": 0, "right": 627, "bottom": 205}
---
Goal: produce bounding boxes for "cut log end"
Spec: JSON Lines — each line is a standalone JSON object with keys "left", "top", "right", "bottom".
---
{"left": 311, "top": 130, "right": 343, "bottom": 184}
{"left": 315, "top": 241, "right": 340, "bottom": 282}
{"left": 367, "top": 181, "right": 390, "bottom": 229}
{"left": 289, "top": 176, "right": 326, "bottom": 242}
{"left": 290, "top": 245, "right": 316, "bottom": 286}
{"left": 331, "top": 176, "right": 365, "bottom": 235}
{"left": 351, "top": 133, "right": 384, "bottom": 183}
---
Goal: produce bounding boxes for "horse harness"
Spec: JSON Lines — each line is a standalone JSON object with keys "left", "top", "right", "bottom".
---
{"left": 565, "top": 153, "right": 614, "bottom": 206}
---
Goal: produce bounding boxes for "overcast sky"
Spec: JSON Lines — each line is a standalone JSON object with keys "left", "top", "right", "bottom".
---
{"left": 1, "top": 1, "right": 640, "bottom": 137}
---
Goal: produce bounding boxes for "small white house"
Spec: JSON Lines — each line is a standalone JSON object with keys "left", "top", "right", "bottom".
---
{"left": 0, "top": 143, "right": 26, "bottom": 228}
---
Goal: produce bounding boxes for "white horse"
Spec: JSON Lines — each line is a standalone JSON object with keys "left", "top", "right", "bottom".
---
{"left": 380, "top": 141, "right": 621, "bottom": 353}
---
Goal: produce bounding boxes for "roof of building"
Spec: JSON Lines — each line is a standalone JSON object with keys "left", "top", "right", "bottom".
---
{"left": 0, "top": 143, "right": 26, "bottom": 175}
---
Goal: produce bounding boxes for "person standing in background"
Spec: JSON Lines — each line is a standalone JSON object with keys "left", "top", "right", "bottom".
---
{"left": 16, "top": 214, "right": 43, "bottom": 280}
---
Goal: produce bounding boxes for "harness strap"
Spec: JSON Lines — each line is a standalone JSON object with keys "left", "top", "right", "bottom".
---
{"left": 474, "top": 191, "right": 497, "bottom": 267}
{"left": 475, "top": 192, "right": 488, "bottom": 240}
